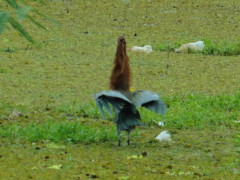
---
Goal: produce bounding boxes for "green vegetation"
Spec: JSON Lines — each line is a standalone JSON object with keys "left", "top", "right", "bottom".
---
{"left": 56, "top": 102, "right": 102, "bottom": 120}
{"left": 55, "top": 90, "right": 240, "bottom": 131}
{"left": 155, "top": 41, "right": 183, "bottom": 52}
{"left": 163, "top": 91, "right": 240, "bottom": 129}
{"left": 155, "top": 39, "right": 240, "bottom": 56}
{"left": 235, "top": 133, "right": 240, "bottom": 151}
{"left": 1, "top": 91, "right": 239, "bottom": 143}
{"left": 0, "top": 121, "right": 117, "bottom": 143}
{"left": 202, "top": 39, "right": 240, "bottom": 56}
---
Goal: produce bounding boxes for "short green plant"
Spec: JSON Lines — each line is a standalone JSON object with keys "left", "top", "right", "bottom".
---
{"left": 202, "top": 39, "right": 240, "bottom": 56}
{"left": 0, "top": 121, "right": 118, "bottom": 143}
{"left": 163, "top": 91, "right": 240, "bottom": 129}
{"left": 57, "top": 91, "right": 239, "bottom": 129}
{"left": 155, "top": 41, "right": 183, "bottom": 52}
{"left": 0, "top": 101, "right": 26, "bottom": 118}
{"left": 57, "top": 102, "right": 103, "bottom": 120}
{"left": 235, "top": 133, "right": 240, "bottom": 150}
{"left": 155, "top": 39, "right": 240, "bottom": 56}
{"left": 1, "top": 91, "right": 238, "bottom": 143}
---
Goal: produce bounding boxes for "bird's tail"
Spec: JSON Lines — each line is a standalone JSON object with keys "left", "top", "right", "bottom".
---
{"left": 116, "top": 104, "right": 145, "bottom": 133}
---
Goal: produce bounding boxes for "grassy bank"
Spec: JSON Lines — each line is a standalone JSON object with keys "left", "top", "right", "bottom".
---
{"left": 1, "top": 92, "right": 239, "bottom": 144}
{"left": 155, "top": 39, "right": 240, "bottom": 56}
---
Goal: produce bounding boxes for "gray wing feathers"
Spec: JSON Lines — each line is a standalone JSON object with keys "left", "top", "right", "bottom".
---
{"left": 130, "top": 90, "right": 159, "bottom": 106}
{"left": 95, "top": 90, "right": 131, "bottom": 103}
{"left": 95, "top": 90, "right": 167, "bottom": 119}
{"left": 130, "top": 90, "right": 167, "bottom": 114}
{"left": 94, "top": 90, "right": 132, "bottom": 118}
{"left": 95, "top": 98, "right": 112, "bottom": 118}
{"left": 141, "top": 98, "right": 167, "bottom": 114}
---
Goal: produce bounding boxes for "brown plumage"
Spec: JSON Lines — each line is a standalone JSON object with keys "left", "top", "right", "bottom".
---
{"left": 110, "top": 36, "right": 131, "bottom": 91}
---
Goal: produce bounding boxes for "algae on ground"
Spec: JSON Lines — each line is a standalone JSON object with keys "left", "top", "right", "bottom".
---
{"left": 0, "top": 0, "right": 240, "bottom": 179}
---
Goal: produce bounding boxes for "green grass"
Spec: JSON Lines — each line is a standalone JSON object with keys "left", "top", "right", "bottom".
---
{"left": 203, "top": 39, "right": 240, "bottom": 56}
{"left": 163, "top": 91, "right": 240, "bottom": 129}
{"left": 140, "top": 91, "right": 240, "bottom": 129}
{"left": 52, "top": 90, "right": 240, "bottom": 129}
{"left": 0, "top": 121, "right": 118, "bottom": 143}
{"left": 155, "top": 39, "right": 240, "bottom": 56}
{"left": 56, "top": 102, "right": 103, "bottom": 119}
{"left": 235, "top": 133, "right": 240, "bottom": 149}
{"left": 1, "top": 91, "right": 239, "bottom": 143}
{"left": 0, "top": 101, "right": 26, "bottom": 119}
{"left": 154, "top": 41, "right": 183, "bottom": 52}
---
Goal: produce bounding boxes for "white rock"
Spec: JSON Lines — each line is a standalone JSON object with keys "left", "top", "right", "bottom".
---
{"left": 175, "top": 41, "right": 205, "bottom": 53}
{"left": 156, "top": 130, "right": 172, "bottom": 142}
{"left": 129, "top": 45, "right": 153, "bottom": 53}
{"left": 10, "top": 109, "right": 22, "bottom": 117}
{"left": 158, "top": 121, "right": 164, "bottom": 126}
{"left": 190, "top": 41, "right": 205, "bottom": 50}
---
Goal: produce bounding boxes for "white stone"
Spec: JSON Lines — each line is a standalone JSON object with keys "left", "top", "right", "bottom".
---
{"left": 156, "top": 130, "right": 172, "bottom": 142}
{"left": 175, "top": 41, "right": 205, "bottom": 53}
{"left": 129, "top": 45, "right": 153, "bottom": 53}
{"left": 158, "top": 121, "right": 164, "bottom": 126}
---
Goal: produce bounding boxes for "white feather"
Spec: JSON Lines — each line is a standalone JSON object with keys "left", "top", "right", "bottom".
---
{"left": 156, "top": 130, "right": 172, "bottom": 142}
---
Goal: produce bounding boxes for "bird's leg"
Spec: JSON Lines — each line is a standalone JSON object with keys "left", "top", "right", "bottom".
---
{"left": 117, "top": 131, "right": 121, "bottom": 146}
{"left": 127, "top": 131, "right": 130, "bottom": 145}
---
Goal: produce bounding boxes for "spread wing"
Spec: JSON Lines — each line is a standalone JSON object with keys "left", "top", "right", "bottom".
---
{"left": 130, "top": 90, "right": 167, "bottom": 114}
{"left": 94, "top": 90, "right": 132, "bottom": 118}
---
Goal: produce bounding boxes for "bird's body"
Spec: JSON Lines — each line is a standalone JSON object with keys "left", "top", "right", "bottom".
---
{"left": 95, "top": 37, "right": 166, "bottom": 146}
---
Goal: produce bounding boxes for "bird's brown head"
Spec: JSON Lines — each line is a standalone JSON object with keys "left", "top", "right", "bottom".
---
{"left": 118, "top": 36, "right": 126, "bottom": 45}
{"left": 116, "top": 36, "right": 127, "bottom": 57}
